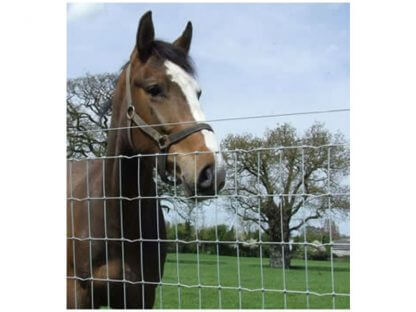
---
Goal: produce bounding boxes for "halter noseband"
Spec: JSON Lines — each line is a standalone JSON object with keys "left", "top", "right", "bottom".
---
{"left": 125, "top": 62, "right": 214, "bottom": 185}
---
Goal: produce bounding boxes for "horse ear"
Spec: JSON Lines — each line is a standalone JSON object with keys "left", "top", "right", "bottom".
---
{"left": 136, "top": 11, "right": 155, "bottom": 62}
{"left": 173, "top": 21, "right": 192, "bottom": 54}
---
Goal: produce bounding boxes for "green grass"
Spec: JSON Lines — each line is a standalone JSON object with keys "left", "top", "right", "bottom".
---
{"left": 154, "top": 252, "right": 350, "bottom": 309}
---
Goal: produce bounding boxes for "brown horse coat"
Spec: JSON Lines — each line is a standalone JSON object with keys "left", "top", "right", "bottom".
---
{"left": 67, "top": 150, "right": 167, "bottom": 308}
{"left": 67, "top": 11, "right": 225, "bottom": 309}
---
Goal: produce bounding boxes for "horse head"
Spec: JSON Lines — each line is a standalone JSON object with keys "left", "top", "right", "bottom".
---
{"left": 118, "top": 11, "right": 226, "bottom": 197}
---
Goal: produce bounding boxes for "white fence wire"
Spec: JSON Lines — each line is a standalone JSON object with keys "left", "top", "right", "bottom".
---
{"left": 67, "top": 149, "right": 349, "bottom": 308}
{"left": 67, "top": 110, "right": 350, "bottom": 309}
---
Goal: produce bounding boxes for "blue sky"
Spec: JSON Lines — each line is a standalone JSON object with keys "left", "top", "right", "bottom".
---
{"left": 67, "top": 3, "right": 349, "bottom": 234}
{"left": 67, "top": 2, "right": 349, "bottom": 140}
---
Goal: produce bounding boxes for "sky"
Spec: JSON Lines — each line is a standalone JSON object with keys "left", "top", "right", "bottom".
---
{"left": 67, "top": 3, "right": 349, "bottom": 235}
{"left": 67, "top": 2, "right": 349, "bottom": 140}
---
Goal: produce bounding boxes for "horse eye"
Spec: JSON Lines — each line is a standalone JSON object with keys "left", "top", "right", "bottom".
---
{"left": 146, "top": 85, "right": 162, "bottom": 97}
{"left": 197, "top": 90, "right": 202, "bottom": 99}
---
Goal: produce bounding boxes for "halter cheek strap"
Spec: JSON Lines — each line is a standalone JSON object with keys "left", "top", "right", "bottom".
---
{"left": 124, "top": 62, "right": 214, "bottom": 185}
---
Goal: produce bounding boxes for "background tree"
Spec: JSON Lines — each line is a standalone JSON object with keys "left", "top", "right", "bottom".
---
{"left": 67, "top": 73, "right": 116, "bottom": 158}
{"left": 221, "top": 122, "right": 349, "bottom": 268}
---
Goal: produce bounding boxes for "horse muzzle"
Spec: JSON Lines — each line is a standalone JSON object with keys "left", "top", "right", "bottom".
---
{"left": 180, "top": 162, "right": 226, "bottom": 198}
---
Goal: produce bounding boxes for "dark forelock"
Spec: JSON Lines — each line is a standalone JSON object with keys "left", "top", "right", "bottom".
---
{"left": 120, "top": 40, "right": 195, "bottom": 75}
{"left": 152, "top": 40, "right": 195, "bottom": 76}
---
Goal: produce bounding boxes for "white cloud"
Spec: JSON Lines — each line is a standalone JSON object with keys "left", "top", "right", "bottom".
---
{"left": 67, "top": 3, "right": 103, "bottom": 22}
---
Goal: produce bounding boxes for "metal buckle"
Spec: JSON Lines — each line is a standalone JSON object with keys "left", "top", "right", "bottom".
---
{"left": 126, "top": 105, "right": 135, "bottom": 120}
{"left": 158, "top": 135, "right": 170, "bottom": 150}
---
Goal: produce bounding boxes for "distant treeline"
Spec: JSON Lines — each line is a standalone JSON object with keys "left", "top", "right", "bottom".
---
{"left": 164, "top": 222, "right": 347, "bottom": 260}
{"left": 165, "top": 222, "right": 260, "bottom": 257}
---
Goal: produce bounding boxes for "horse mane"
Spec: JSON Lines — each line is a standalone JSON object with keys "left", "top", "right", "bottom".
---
{"left": 122, "top": 40, "right": 195, "bottom": 75}
{"left": 152, "top": 40, "right": 195, "bottom": 75}
{"left": 100, "top": 39, "right": 195, "bottom": 119}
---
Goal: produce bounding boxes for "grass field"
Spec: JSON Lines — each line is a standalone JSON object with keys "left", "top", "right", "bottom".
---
{"left": 153, "top": 252, "right": 350, "bottom": 309}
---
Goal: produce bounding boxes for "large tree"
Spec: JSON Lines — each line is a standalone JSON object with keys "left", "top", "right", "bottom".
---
{"left": 221, "top": 123, "right": 349, "bottom": 268}
{"left": 67, "top": 73, "right": 116, "bottom": 158}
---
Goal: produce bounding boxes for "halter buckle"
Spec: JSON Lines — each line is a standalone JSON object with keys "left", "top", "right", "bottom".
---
{"left": 126, "top": 105, "right": 135, "bottom": 120}
{"left": 158, "top": 135, "right": 170, "bottom": 150}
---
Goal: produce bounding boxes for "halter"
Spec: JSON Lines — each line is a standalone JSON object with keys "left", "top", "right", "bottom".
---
{"left": 125, "top": 62, "right": 214, "bottom": 185}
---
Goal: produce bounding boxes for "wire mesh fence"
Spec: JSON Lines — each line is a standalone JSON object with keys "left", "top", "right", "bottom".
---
{"left": 67, "top": 141, "right": 350, "bottom": 309}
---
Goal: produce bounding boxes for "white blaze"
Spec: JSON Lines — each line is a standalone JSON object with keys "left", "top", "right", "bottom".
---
{"left": 164, "top": 60, "right": 224, "bottom": 167}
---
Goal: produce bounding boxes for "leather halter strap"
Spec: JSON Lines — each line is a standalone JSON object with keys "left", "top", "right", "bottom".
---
{"left": 124, "top": 62, "right": 214, "bottom": 185}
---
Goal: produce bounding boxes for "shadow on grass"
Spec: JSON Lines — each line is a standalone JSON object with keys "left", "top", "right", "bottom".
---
{"left": 282, "top": 265, "right": 349, "bottom": 273}
{"left": 166, "top": 259, "right": 225, "bottom": 265}
{"left": 243, "top": 263, "right": 349, "bottom": 273}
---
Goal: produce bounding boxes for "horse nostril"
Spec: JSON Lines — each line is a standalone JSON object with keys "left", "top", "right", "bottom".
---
{"left": 198, "top": 165, "right": 214, "bottom": 190}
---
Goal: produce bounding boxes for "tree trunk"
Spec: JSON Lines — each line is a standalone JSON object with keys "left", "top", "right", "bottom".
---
{"left": 269, "top": 244, "right": 291, "bottom": 269}
{"left": 265, "top": 200, "right": 291, "bottom": 268}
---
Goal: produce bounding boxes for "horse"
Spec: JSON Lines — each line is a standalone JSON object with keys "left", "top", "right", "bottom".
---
{"left": 67, "top": 11, "right": 226, "bottom": 309}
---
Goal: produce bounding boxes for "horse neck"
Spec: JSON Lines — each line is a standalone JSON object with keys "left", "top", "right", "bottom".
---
{"left": 104, "top": 146, "right": 155, "bottom": 199}
{"left": 104, "top": 63, "right": 157, "bottom": 199}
